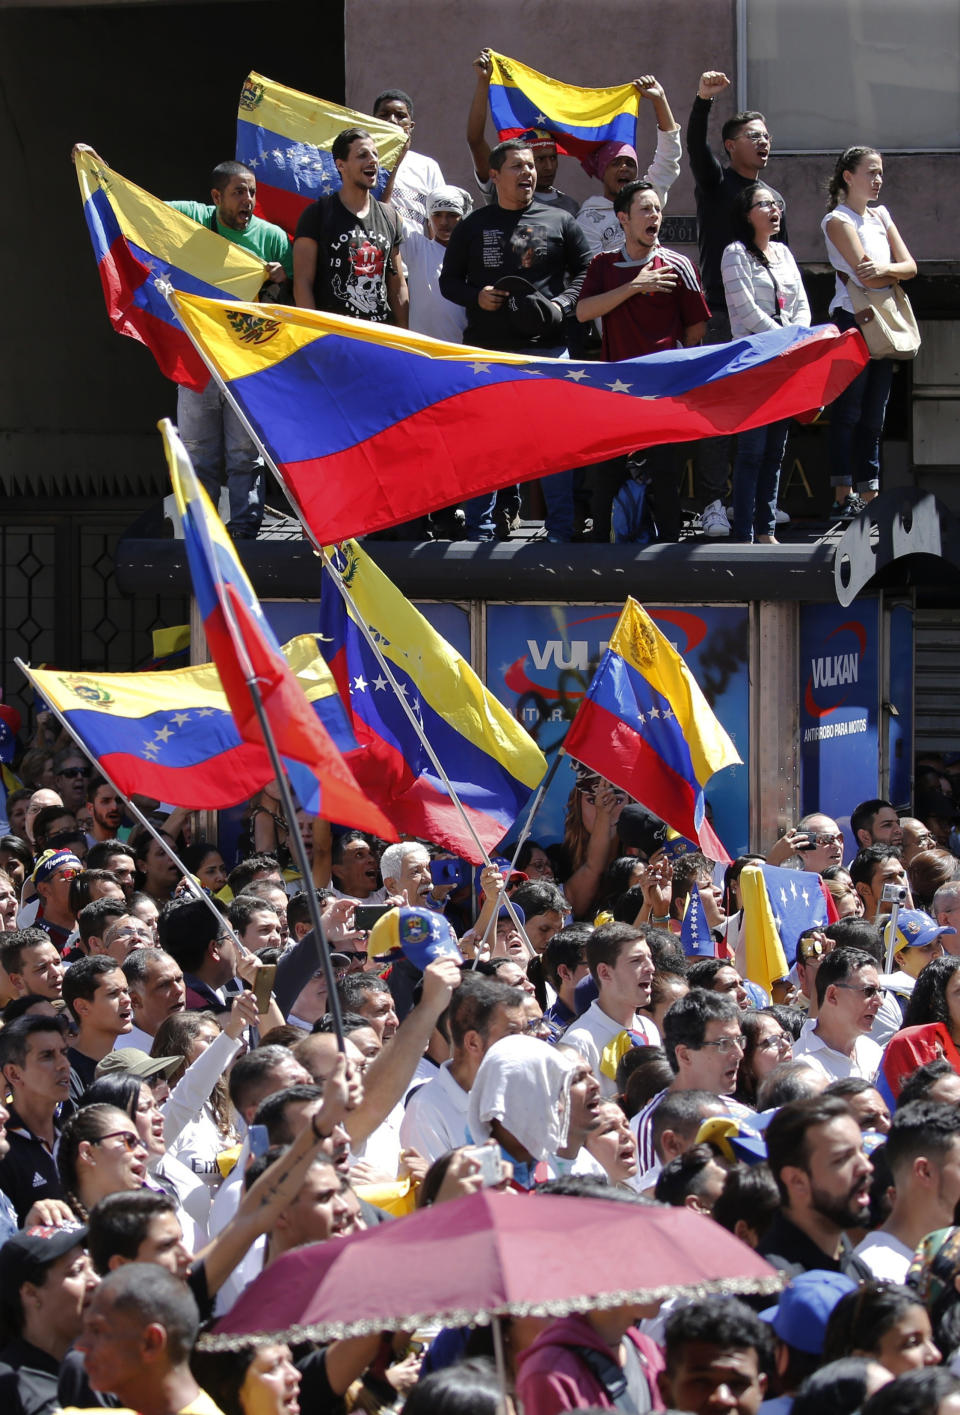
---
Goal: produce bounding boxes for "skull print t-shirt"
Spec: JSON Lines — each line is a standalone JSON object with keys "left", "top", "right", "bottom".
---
{"left": 296, "top": 193, "right": 402, "bottom": 323}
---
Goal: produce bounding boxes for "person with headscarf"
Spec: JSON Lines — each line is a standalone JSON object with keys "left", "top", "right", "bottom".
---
{"left": 467, "top": 1034, "right": 604, "bottom": 1188}
{"left": 402, "top": 184, "right": 473, "bottom": 342}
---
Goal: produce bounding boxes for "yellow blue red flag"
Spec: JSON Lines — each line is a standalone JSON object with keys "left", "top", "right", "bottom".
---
{"left": 74, "top": 148, "right": 266, "bottom": 390}
{"left": 487, "top": 51, "right": 640, "bottom": 159}
{"left": 22, "top": 636, "right": 350, "bottom": 811}
{"left": 319, "top": 540, "right": 546, "bottom": 863}
{"left": 235, "top": 72, "right": 408, "bottom": 236}
{"left": 171, "top": 289, "right": 868, "bottom": 545}
{"left": 162, "top": 420, "right": 396, "bottom": 839}
{"left": 563, "top": 598, "right": 741, "bottom": 862}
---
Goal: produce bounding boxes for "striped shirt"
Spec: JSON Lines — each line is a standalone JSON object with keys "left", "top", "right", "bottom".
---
{"left": 720, "top": 240, "right": 810, "bottom": 339}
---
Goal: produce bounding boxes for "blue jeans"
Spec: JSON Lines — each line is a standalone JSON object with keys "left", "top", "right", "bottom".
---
{"left": 828, "top": 308, "right": 894, "bottom": 493}
{"left": 177, "top": 381, "right": 265, "bottom": 536}
{"left": 730, "top": 420, "right": 789, "bottom": 541}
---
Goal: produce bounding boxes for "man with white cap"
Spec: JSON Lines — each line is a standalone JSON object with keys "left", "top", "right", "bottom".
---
{"left": 401, "top": 186, "right": 471, "bottom": 343}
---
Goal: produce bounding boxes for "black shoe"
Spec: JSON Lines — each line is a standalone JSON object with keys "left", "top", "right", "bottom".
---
{"left": 830, "top": 495, "right": 865, "bottom": 520}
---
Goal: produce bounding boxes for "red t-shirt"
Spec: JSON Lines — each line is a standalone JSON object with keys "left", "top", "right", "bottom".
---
{"left": 579, "top": 246, "right": 711, "bottom": 361}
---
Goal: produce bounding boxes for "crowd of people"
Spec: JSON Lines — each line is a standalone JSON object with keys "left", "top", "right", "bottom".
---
{"left": 81, "top": 60, "right": 914, "bottom": 546}
{"left": 1, "top": 723, "right": 960, "bottom": 1415}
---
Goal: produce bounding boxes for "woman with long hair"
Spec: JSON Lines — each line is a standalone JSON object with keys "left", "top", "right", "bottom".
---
{"left": 904, "top": 956, "right": 960, "bottom": 1039}
{"left": 824, "top": 1282, "right": 941, "bottom": 1376}
{"left": 151, "top": 1009, "right": 242, "bottom": 1193}
{"left": 83, "top": 1072, "right": 210, "bottom": 1244}
{"left": 822, "top": 146, "right": 916, "bottom": 516}
{"left": 721, "top": 183, "right": 810, "bottom": 544}
{"left": 58, "top": 1102, "right": 149, "bottom": 1221}
{"left": 734, "top": 1008, "right": 794, "bottom": 1107}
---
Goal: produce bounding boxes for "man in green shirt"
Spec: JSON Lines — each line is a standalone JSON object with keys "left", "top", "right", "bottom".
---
{"left": 169, "top": 162, "right": 292, "bottom": 539}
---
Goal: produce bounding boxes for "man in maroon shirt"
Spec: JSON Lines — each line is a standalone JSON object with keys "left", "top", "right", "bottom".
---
{"left": 576, "top": 179, "right": 710, "bottom": 541}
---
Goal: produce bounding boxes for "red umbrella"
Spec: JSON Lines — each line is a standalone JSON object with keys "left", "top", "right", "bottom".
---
{"left": 203, "top": 1189, "right": 781, "bottom": 1349}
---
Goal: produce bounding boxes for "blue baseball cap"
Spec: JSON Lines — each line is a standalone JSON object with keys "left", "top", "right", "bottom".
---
{"left": 367, "top": 906, "right": 462, "bottom": 972}
{"left": 885, "top": 908, "right": 956, "bottom": 952}
{"left": 760, "top": 1270, "right": 857, "bottom": 1353}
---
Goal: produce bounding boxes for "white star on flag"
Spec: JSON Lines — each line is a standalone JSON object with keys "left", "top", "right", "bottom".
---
{"left": 353, "top": 676, "right": 368, "bottom": 692}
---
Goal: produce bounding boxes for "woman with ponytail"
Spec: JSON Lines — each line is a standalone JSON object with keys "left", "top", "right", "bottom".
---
{"left": 822, "top": 146, "right": 916, "bottom": 516}
{"left": 721, "top": 183, "right": 810, "bottom": 543}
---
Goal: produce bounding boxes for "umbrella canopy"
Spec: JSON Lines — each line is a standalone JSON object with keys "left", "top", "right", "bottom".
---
{"left": 204, "top": 1189, "right": 782, "bottom": 1349}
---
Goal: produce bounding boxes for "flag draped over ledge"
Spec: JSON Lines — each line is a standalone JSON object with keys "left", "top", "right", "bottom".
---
{"left": 487, "top": 51, "right": 641, "bottom": 159}
{"left": 235, "top": 72, "right": 408, "bottom": 236}
{"left": 563, "top": 598, "right": 741, "bottom": 862}
{"left": 74, "top": 148, "right": 266, "bottom": 389}
{"left": 171, "top": 289, "right": 869, "bottom": 544}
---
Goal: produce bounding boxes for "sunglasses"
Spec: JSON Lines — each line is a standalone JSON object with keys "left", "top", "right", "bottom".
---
{"left": 58, "top": 766, "right": 90, "bottom": 779}
{"left": 835, "top": 982, "right": 882, "bottom": 1000}
{"left": 92, "top": 1130, "right": 142, "bottom": 1152}
{"left": 52, "top": 868, "right": 81, "bottom": 883}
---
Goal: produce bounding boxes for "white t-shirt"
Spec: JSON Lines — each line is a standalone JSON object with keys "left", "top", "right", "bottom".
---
{"left": 562, "top": 1000, "right": 659, "bottom": 1099}
{"left": 853, "top": 1229, "right": 914, "bottom": 1283}
{"left": 401, "top": 229, "right": 468, "bottom": 343}
{"left": 821, "top": 202, "right": 894, "bottom": 315}
{"left": 391, "top": 149, "right": 445, "bottom": 230}
{"left": 399, "top": 1060, "right": 470, "bottom": 1162}
{"left": 792, "top": 1017, "right": 882, "bottom": 1082}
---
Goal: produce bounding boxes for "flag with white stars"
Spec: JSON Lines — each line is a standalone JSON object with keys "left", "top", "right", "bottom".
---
{"left": 680, "top": 884, "right": 716, "bottom": 958}
{"left": 171, "top": 287, "right": 868, "bottom": 546}
{"left": 317, "top": 540, "right": 546, "bottom": 862}
{"left": 486, "top": 51, "right": 640, "bottom": 160}
{"left": 564, "top": 598, "right": 740, "bottom": 862}
{"left": 236, "top": 72, "right": 407, "bottom": 237}
{"left": 740, "top": 861, "right": 837, "bottom": 993}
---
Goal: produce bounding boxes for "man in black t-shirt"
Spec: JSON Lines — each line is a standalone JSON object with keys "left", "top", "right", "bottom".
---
{"left": 294, "top": 127, "right": 407, "bottom": 326}
{"left": 439, "top": 138, "right": 592, "bottom": 542}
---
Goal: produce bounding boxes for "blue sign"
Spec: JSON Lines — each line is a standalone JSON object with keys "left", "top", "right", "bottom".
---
{"left": 485, "top": 604, "right": 750, "bottom": 860}
{"left": 799, "top": 600, "right": 881, "bottom": 859}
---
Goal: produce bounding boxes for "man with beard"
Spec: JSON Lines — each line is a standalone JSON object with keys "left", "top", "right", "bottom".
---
{"left": 84, "top": 779, "right": 125, "bottom": 847}
{"left": 760, "top": 1094, "right": 874, "bottom": 1278}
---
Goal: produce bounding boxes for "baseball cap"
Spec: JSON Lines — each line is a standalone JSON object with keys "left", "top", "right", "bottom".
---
{"left": 496, "top": 903, "right": 526, "bottom": 927}
{"left": 31, "top": 849, "right": 83, "bottom": 884}
{"left": 367, "top": 906, "right": 462, "bottom": 972}
{"left": 760, "top": 1269, "right": 857, "bottom": 1353}
{"left": 884, "top": 908, "right": 956, "bottom": 952}
{"left": 0, "top": 1224, "right": 89, "bottom": 1291}
{"left": 616, "top": 803, "right": 667, "bottom": 858}
{"left": 95, "top": 1049, "right": 181, "bottom": 1082}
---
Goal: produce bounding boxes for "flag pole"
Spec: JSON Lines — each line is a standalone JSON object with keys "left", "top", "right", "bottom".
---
{"left": 188, "top": 526, "right": 348, "bottom": 1053}
{"left": 14, "top": 656, "right": 246, "bottom": 958}
{"left": 160, "top": 283, "right": 534, "bottom": 952}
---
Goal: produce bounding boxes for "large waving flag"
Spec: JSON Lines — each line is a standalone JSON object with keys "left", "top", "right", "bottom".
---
{"left": 74, "top": 148, "right": 267, "bottom": 390}
{"left": 487, "top": 51, "right": 640, "bottom": 159}
{"left": 319, "top": 541, "right": 546, "bottom": 862}
{"left": 171, "top": 290, "right": 868, "bottom": 544}
{"left": 22, "top": 636, "right": 353, "bottom": 811}
{"left": 739, "top": 862, "right": 838, "bottom": 994}
{"left": 236, "top": 72, "right": 408, "bottom": 237}
{"left": 563, "top": 598, "right": 741, "bottom": 862}
{"left": 163, "top": 421, "right": 396, "bottom": 839}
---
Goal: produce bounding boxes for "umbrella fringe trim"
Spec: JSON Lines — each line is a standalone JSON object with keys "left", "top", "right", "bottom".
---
{"left": 197, "top": 1274, "right": 785, "bottom": 1351}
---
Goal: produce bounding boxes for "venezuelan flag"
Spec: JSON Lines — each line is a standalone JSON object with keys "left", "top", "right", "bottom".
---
{"left": 739, "top": 863, "right": 836, "bottom": 993}
{"left": 163, "top": 420, "right": 396, "bottom": 840}
{"left": 487, "top": 51, "right": 640, "bottom": 159}
{"left": 22, "top": 636, "right": 352, "bottom": 811}
{"left": 319, "top": 541, "right": 546, "bottom": 863}
{"left": 680, "top": 885, "right": 716, "bottom": 958}
{"left": 171, "top": 290, "right": 868, "bottom": 545}
{"left": 74, "top": 148, "right": 267, "bottom": 390}
{"left": 236, "top": 72, "right": 408, "bottom": 237}
{"left": 564, "top": 599, "right": 741, "bottom": 861}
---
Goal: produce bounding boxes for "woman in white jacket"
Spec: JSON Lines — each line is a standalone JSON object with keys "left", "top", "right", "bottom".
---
{"left": 721, "top": 185, "right": 810, "bottom": 544}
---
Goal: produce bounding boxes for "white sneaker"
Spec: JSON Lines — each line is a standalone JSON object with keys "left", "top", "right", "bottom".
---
{"left": 701, "top": 500, "right": 730, "bottom": 537}
{"left": 775, "top": 506, "right": 791, "bottom": 525}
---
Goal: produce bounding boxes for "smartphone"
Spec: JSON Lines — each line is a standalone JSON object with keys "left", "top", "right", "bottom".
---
{"left": 355, "top": 904, "right": 390, "bottom": 931}
{"left": 252, "top": 963, "right": 277, "bottom": 1014}
{"left": 248, "top": 1123, "right": 270, "bottom": 1159}
{"left": 463, "top": 1143, "right": 501, "bottom": 1187}
{"left": 794, "top": 832, "right": 816, "bottom": 852}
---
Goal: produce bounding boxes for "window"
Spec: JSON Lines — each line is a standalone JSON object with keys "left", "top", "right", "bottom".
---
{"left": 741, "top": 0, "right": 960, "bottom": 152}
